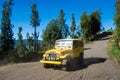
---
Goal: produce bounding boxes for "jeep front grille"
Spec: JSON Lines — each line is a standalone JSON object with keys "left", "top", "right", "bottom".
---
{"left": 45, "top": 54, "right": 58, "bottom": 61}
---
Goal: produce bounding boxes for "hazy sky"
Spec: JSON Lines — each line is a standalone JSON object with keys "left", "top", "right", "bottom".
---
{"left": 0, "top": 0, "right": 116, "bottom": 40}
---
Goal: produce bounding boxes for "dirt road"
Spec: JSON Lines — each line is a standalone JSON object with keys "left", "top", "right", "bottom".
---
{"left": 0, "top": 38, "right": 120, "bottom": 80}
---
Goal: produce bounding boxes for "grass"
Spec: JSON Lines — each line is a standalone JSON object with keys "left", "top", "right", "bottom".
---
{"left": 107, "top": 38, "right": 120, "bottom": 64}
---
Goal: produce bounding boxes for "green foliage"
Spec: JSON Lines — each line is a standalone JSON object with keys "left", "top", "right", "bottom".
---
{"left": 114, "top": 0, "right": 120, "bottom": 27}
{"left": 17, "top": 27, "right": 25, "bottom": 58}
{"left": 0, "top": 0, "right": 14, "bottom": 59}
{"left": 30, "top": 3, "right": 40, "bottom": 53}
{"left": 114, "top": 27, "right": 120, "bottom": 43}
{"left": 42, "top": 19, "right": 61, "bottom": 50}
{"left": 70, "top": 13, "right": 77, "bottom": 38}
{"left": 0, "top": 50, "right": 16, "bottom": 65}
{"left": 89, "top": 10, "right": 101, "bottom": 36}
{"left": 107, "top": 0, "right": 120, "bottom": 64}
{"left": 114, "top": 0, "right": 120, "bottom": 43}
{"left": 58, "top": 9, "right": 65, "bottom": 34}
{"left": 62, "top": 24, "right": 70, "bottom": 38}
{"left": 114, "top": 15, "right": 120, "bottom": 27}
{"left": 58, "top": 9, "right": 69, "bottom": 38}
{"left": 30, "top": 3, "right": 40, "bottom": 28}
{"left": 80, "top": 10, "right": 101, "bottom": 41}
{"left": 76, "top": 26, "right": 81, "bottom": 37}
{"left": 80, "top": 11, "right": 89, "bottom": 41}
{"left": 25, "top": 33, "right": 34, "bottom": 58}
{"left": 15, "top": 31, "right": 41, "bottom": 62}
{"left": 26, "top": 33, "right": 34, "bottom": 52}
{"left": 108, "top": 39, "right": 120, "bottom": 63}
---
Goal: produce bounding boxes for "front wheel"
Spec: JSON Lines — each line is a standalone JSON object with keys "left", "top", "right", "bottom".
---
{"left": 64, "top": 56, "right": 72, "bottom": 71}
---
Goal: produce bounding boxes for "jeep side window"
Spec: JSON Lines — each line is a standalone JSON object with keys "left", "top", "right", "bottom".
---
{"left": 73, "top": 41, "right": 78, "bottom": 48}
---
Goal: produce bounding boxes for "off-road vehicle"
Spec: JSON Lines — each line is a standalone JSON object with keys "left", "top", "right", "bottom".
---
{"left": 40, "top": 39, "right": 84, "bottom": 70}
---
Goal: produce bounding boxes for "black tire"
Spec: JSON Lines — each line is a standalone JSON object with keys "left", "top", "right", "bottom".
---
{"left": 44, "top": 64, "right": 51, "bottom": 68}
{"left": 64, "top": 56, "right": 72, "bottom": 71}
{"left": 79, "top": 53, "right": 84, "bottom": 64}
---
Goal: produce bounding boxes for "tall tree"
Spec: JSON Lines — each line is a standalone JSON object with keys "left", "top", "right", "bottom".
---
{"left": 114, "top": 0, "right": 120, "bottom": 41}
{"left": 58, "top": 9, "right": 69, "bottom": 38}
{"left": 80, "top": 11, "right": 101, "bottom": 41}
{"left": 30, "top": 3, "right": 40, "bottom": 53}
{"left": 89, "top": 10, "right": 101, "bottom": 38}
{"left": 0, "top": 0, "right": 14, "bottom": 54}
{"left": 42, "top": 19, "right": 61, "bottom": 49}
{"left": 17, "top": 27, "right": 25, "bottom": 58}
{"left": 70, "top": 13, "right": 77, "bottom": 38}
{"left": 58, "top": 9, "right": 65, "bottom": 38}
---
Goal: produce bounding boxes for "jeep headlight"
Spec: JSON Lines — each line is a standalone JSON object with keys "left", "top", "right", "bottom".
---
{"left": 46, "top": 54, "right": 49, "bottom": 57}
{"left": 56, "top": 54, "right": 60, "bottom": 58}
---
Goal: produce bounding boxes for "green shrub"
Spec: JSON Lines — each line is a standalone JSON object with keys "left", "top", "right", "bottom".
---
{"left": 108, "top": 39, "right": 120, "bottom": 63}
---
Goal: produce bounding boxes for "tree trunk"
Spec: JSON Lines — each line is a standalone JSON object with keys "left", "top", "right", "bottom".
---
{"left": 34, "top": 27, "right": 37, "bottom": 53}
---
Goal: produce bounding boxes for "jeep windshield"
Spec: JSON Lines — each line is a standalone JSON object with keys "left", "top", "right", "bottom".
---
{"left": 55, "top": 40, "right": 72, "bottom": 47}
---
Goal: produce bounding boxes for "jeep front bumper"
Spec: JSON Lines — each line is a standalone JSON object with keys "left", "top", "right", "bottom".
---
{"left": 40, "top": 60, "right": 62, "bottom": 65}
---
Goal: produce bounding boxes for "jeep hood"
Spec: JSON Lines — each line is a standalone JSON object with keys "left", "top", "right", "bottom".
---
{"left": 45, "top": 48, "right": 72, "bottom": 54}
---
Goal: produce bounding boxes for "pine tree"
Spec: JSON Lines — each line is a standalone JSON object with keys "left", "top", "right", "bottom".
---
{"left": 80, "top": 11, "right": 101, "bottom": 41}
{"left": 30, "top": 3, "right": 40, "bottom": 53}
{"left": 58, "top": 9, "right": 69, "bottom": 38}
{"left": 17, "top": 27, "right": 25, "bottom": 58}
{"left": 70, "top": 13, "right": 77, "bottom": 38}
{"left": 89, "top": 10, "right": 101, "bottom": 39}
{"left": 26, "top": 32, "right": 34, "bottom": 52}
{"left": 0, "top": 0, "right": 14, "bottom": 58}
{"left": 62, "top": 24, "right": 70, "bottom": 38}
{"left": 58, "top": 9, "right": 65, "bottom": 38}
{"left": 42, "top": 19, "right": 61, "bottom": 49}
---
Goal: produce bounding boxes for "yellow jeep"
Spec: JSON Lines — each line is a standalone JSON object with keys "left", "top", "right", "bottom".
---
{"left": 40, "top": 39, "right": 84, "bottom": 70}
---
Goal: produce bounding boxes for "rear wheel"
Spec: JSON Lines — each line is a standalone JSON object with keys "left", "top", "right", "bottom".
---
{"left": 78, "top": 53, "right": 84, "bottom": 64}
